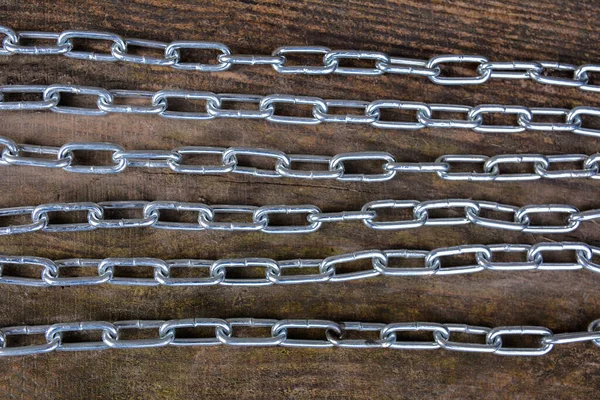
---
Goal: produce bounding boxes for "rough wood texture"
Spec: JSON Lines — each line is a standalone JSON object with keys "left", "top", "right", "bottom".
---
{"left": 1, "top": 0, "right": 600, "bottom": 398}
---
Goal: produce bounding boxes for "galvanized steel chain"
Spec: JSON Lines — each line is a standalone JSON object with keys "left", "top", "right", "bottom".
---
{"left": 1, "top": 136, "right": 599, "bottom": 181}
{"left": 1, "top": 199, "right": 599, "bottom": 236}
{"left": 1, "top": 316, "right": 599, "bottom": 356}
{"left": 0, "top": 241, "right": 599, "bottom": 287}
{"left": 0, "top": 84, "right": 600, "bottom": 136}
{"left": 1, "top": 26, "right": 600, "bottom": 92}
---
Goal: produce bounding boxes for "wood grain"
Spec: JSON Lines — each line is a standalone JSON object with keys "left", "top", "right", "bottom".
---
{"left": 0, "top": 0, "right": 600, "bottom": 398}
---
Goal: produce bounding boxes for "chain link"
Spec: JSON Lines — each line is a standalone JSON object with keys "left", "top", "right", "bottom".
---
{"left": 0, "top": 316, "right": 599, "bottom": 356}
{"left": 3, "top": 26, "right": 600, "bottom": 93}
{"left": 0, "top": 240, "right": 598, "bottom": 287}
{"left": 0, "top": 199, "right": 597, "bottom": 236}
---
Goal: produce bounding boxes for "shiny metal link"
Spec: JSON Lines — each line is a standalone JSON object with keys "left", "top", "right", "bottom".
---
{"left": 152, "top": 90, "right": 218, "bottom": 120}
{"left": 435, "top": 155, "right": 498, "bottom": 182}
{"left": 57, "top": 30, "right": 126, "bottom": 62}
{"left": 165, "top": 41, "right": 231, "bottom": 71}
{"left": 103, "top": 320, "right": 174, "bottom": 349}
{"left": 0, "top": 255, "right": 58, "bottom": 287}
{"left": 381, "top": 322, "right": 450, "bottom": 350}
{"left": 218, "top": 54, "right": 284, "bottom": 66}
{"left": 434, "top": 324, "right": 501, "bottom": 353}
{"left": 42, "top": 85, "right": 112, "bottom": 116}
{"left": 576, "top": 65, "right": 600, "bottom": 93}
{"left": 43, "top": 258, "right": 109, "bottom": 286}
{"left": 486, "top": 326, "right": 554, "bottom": 356}
{"left": 272, "top": 320, "right": 342, "bottom": 348}
{"left": 1, "top": 241, "right": 598, "bottom": 287}
{"left": 376, "top": 57, "right": 440, "bottom": 76}
{"left": 222, "top": 147, "right": 289, "bottom": 178}
{"left": 88, "top": 201, "right": 158, "bottom": 228}
{"left": 424, "top": 245, "right": 491, "bottom": 275}
{"left": 198, "top": 205, "right": 265, "bottom": 232}
{"left": 329, "top": 152, "right": 396, "bottom": 182}
{"left": 476, "top": 244, "right": 541, "bottom": 271}
{"left": 2, "top": 31, "right": 72, "bottom": 55}
{"left": 361, "top": 200, "right": 425, "bottom": 230}
{"left": 1, "top": 199, "right": 599, "bottom": 236}
{"left": 1, "top": 144, "right": 72, "bottom": 168}
{"left": 515, "top": 204, "right": 580, "bottom": 234}
{"left": 325, "top": 322, "right": 392, "bottom": 348}
{"left": 483, "top": 154, "right": 549, "bottom": 182}
{"left": 252, "top": 205, "right": 321, "bottom": 234}
{"left": 323, "top": 50, "right": 390, "bottom": 76}
{"left": 57, "top": 142, "right": 127, "bottom": 174}
{"left": 527, "top": 242, "right": 592, "bottom": 271}
{"left": 567, "top": 106, "right": 600, "bottom": 137}
{"left": 2, "top": 317, "right": 599, "bottom": 356}
{"left": 216, "top": 319, "right": 285, "bottom": 346}
{"left": 206, "top": 93, "right": 273, "bottom": 119}
{"left": 0, "top": 325, "right": 59, "bottom": 356}
{"left": 0, "top": 206, "right": 47, "bottom": 235}
{"left": 45, "top": 321, "right": 118, "bottom": 351}
{"left": 413, "top": 199, "right": 481, "bottom": 227}
{"left": 97, "top": 89, "right": 166, "bottom": 114}
{"left": 477, "top": 61, "right": 543, "bottom": 80}
{"left": 111, "top": 38, "right": 176, "bottom": 66}
{"left": 518, "top": 108, "right": 582, "bottom": 132}
{"left": 2, "top": 83, "right": 600, "bottom": 136}
{"left": 529, "top": 61, "right": 588, "bottom": 88}
{"left": 417, "top": 104, "right": 482, "bottom": 129}
{"left": 534, "top": 154, "right": 599, "bottom": 179}
{"left": 427, "top": 55, "right": 492, "bottom": 85}
{"left": 271, "top": 46, "right": 337, "bottom": 74}
{"left": 366, "top": 100, "right": 431, "bottom": 130}
{"left": 320, "top": 250, "right": 386, "bottom": 282}
{"left": 210, "top": 258, "right": 280, "bottom": 286}
{"left": 112, "top": 149, "right": 181, "bottom": 169}
{"left": 30, "top": 202, "right": 103, "bottom": 233}
{"left": 169, "top": 146, "right": 235, "bottom": 175}
{"left": 312, "top": 100, "right": 379, "bottom": 124}
{"left": 0, "top": 85, "right": 59, "bottom": 110}
{"left": 466, "top": 201, "right": 524, "bottom": 231}
{"left": 98, "top": 258, "right": 169, "bottom": 286}
{"left": 275, "top": 154, "right": 343, "bottom": 180}
{"left": 469, "top": 105, "right": 533, "bottom": 133}
{"left": 0, "top": 26, "right": 19, "bottom": 56}
{"left": 259, "top": 94, "right": 326, "bottom": 125}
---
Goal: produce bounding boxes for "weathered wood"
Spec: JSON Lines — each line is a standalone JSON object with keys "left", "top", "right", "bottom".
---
{"left": 0, "top": 0, "right": 599, "bottom": 398}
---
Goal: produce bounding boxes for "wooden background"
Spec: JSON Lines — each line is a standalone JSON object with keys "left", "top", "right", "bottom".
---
{"left": 1, "top": 0, "right": 600, "bottom": 398}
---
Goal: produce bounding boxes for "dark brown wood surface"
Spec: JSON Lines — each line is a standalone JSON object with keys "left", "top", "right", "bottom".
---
{"left": 1, "top": 0, "right": 600, "bottom": 398}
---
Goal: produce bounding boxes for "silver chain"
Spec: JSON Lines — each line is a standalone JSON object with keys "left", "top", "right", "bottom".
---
{"left": 1, "top": 26, "right": 600, "bottom": 91}
{"left": 0, "top": 199, "right": 598, "bottom": 236}
{"left": 1, "top": 316, "right": 599, "bottom": 356}
{"left": 0, "top": 84, "right": 599, "bottom": 136}
{"left": 1, "top": 136, "right": 599, "bottom": 181}
{"left": 0, "top": 241, "right": 598, "bottom": 287}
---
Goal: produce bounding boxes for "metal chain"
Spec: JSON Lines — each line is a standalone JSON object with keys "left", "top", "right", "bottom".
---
{"left": 1, "top": 135, "right": 599, "bottom": 181}
{"left": 0, "top": 199, "right": 599, "bottom": 236}
{"left": 0, "top": 84, "right": 599, "bottom": 136}
{"left": 0, "top": 241, "right": 598, "bottom": 287}
{"left": 1, "top": 316, "right": 599, "bottom": 356}
{"left": 1, "top": 26, "right": 600, "bottom": 92}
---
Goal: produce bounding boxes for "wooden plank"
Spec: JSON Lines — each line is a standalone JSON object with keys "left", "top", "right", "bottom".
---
{"left": 0, "top": 0, "right": 599, "bottom": 397}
